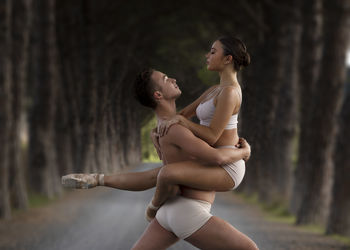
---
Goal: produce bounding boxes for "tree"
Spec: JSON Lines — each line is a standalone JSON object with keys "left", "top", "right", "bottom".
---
{"left": 0, "top": 0, "right": 12, "bottom": 219}
{"left": 239, "top": 1, "right": 300, "bottom": 203}
{"left": 290, "top": 0, "right": 323, "bottom": 215}
{"left": 8, "top": 0, "right": 32, "bottom": 211}
{"left": 295, "top": 0, "right": 350, "bottom": 225}
{"left": 28, "top": 0, "right": 61, "bottom": 198}
{"left": 326, "top": 90, "right": 350, "bottom": 236}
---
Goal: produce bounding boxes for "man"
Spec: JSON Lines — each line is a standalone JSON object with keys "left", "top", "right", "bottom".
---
{"left": 62, "top": 68, "right": 257, "bottom": 249}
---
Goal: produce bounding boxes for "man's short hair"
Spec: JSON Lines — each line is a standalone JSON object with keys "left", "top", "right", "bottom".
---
{"left": 133, "top": 68, "right": 158, "bottom": 109}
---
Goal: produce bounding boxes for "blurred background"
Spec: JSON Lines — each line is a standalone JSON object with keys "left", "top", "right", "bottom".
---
{"left": 0, "top": 0, "right": 349, "bottom": 240}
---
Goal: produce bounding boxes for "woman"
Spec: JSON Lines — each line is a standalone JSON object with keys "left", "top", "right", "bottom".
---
{"left": 145, "top": 35, "right": 250, "bottom": 219}
{"left": 62, "top": 35, "right": 256, "bottom": 249}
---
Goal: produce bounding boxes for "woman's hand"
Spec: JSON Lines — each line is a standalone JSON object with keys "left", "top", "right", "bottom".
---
{"left": 236, "top": 138, "right": 251, "bottom": 162}
{"left": 157, "top": 115, "right": 186, "bottom": 137}
{"left": 150, "top": 128, "right": 162, "bottom": 160}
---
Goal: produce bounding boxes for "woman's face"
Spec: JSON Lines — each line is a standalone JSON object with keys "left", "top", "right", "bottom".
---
{"left": 205, "top": 40, "right": 227, "bottom": 71}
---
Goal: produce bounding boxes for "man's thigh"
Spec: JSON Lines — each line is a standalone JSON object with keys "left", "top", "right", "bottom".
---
{"left": 132, "top": 219, "right": 179, "bottom": 250}
{"left": 185, "top": 216, "right": 258, "bottom": 250}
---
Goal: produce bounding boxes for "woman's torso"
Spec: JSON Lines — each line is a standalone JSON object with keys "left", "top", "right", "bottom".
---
{"left": 196, "top": 85, "right": 241, "bottom": 147}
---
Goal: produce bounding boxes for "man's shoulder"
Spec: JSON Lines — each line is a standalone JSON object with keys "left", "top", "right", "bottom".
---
{"left": 164, "top": 124, "right": 193, "bottom": 141}
{"left": 168, "top": 124, "right": 191, "bottom": 133}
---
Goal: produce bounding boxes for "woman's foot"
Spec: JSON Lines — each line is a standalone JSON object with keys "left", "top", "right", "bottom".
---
{"left": 61, "top": 173, "right": 104, "bottom": 189}
{"left": 145, "top": 200, "right": 160, "bottom": 222}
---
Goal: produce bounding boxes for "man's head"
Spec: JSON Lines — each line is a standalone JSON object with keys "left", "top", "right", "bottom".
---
{"left": 134, "top": 68, "right": 181, "bottom": 109}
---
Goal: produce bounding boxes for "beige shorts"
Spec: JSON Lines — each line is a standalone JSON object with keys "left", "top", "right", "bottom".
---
{"left": 156, "top": 196, "right": 212, "bottom": 239}
{"left": 217, "top": 145, "right": 246, "bottom": 190}
{"left": 222, "top": 159, "right": 246, "bottom": 190}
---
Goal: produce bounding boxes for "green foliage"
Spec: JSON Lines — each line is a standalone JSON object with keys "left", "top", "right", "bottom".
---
{"left": 141, "top": 116, "right": 161, "bottom": 163}
{"left": 329, "top": 234, "right": 350, "bottom": 246}
{"left": 197, "top": 65, "right": 219, "bottom": 87}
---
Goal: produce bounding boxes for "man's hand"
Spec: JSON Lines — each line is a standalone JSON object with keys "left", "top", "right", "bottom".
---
{"left": 237, "top": 138, "right": 251, "bottom": 162}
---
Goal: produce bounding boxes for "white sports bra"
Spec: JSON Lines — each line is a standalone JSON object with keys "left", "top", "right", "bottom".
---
{"left": 195, "top": 87, "right": 239, "bottom": 130}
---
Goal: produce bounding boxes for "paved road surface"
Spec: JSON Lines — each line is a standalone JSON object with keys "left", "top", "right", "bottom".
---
{"left": 0, "top": 163, "right": 348, "bottom": 250}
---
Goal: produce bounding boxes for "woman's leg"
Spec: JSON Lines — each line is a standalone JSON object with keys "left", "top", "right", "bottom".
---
{"left": 185, "top": 216, "right": 258, "bottom": 250}
{"left": 151, "top": 161, "right": 234, "bottom": 208}
{"left": 62, "top": 167, "right": 162, "bottom": 191}
{"left": 131, "top": 219, "right": 179, "bottom": 250}
{"left": 104, "top": 167, "right": 161, "bottom": 191}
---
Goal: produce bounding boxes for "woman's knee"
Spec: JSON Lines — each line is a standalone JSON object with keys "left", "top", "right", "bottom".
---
{"left": 157, "top": 164, "right": 179, "bottom": 184}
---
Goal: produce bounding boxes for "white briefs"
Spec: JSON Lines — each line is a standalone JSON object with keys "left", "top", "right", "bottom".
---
{"left": 218, "top": 145, "right": 246, "bottom": 190}
{"left": 156, "top": 196, "right": 213, "bottom": 239}
{"left": 155, "top": 146, "right": 245, "bottom": 239}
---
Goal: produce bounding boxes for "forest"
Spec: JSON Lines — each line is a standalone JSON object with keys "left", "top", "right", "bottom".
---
{"left": 0, "top": 0, "right": 349, "bottom": 239}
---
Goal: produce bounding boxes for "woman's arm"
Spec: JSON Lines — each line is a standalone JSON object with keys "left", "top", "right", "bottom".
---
{"left": 180, "top": 86, "right": 240, "bottom": 145}
{"left": 178, "top": 85, "right": 218, "bottom": 119}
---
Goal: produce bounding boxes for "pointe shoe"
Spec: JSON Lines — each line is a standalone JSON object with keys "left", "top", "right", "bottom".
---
{"left": 145, "top": 201, "right": 160, "bottom": 222}
{"left": 61, "top": 173, "right": 104, "bottom": 189}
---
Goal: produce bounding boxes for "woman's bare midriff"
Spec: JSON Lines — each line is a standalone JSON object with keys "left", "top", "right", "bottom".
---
{"left": 213, "top": 128, "right": 239, "bottom": 148}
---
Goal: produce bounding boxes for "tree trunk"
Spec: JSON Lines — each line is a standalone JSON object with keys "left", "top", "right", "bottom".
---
{"left": 240, "top": 1, "right": 300, "bottom": 203}
{"left": 270, "top": 7, "right": 301, "bottom": 203}
{"left": 290, "top": 0, "right": 323, "bottom": 215}
{"left": 0, "top": 0, "right": 12, "bottom": 219}
{"left": 8, "top": 0, "right": 32, "bottom": 210}
{"left": 296, "top": 0, "right": 350, "bottom": 225}
{"left": 326, "top": 90, "right": 350, "bottom": 236}
{"left": 55, "top": 0, "right": 82, "bottom": 173}
{"left": 28, "top": 0, "right": 61, "bottom": 198}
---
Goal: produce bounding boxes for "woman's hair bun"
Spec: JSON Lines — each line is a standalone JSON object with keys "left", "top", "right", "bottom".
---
{"left": 218, "top": 35, "right": 250, "bottom": 71}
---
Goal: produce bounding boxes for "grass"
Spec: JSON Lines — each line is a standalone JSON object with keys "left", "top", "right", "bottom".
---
{"left": 9, "top": 191, "right": 60, "bottom": 219}
{"left": 27, "top": 192, "right": 58, "bottom": 208}
{"left": 329, "top": 234, "right": 350, "bottom": 246}
{"left": 237, "top": 192, "right": 350, "bottom": 247}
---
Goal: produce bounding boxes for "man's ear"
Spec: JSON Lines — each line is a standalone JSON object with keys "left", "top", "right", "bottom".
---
{"left": 153, "top": 91, "right": 162, "bottom": 101}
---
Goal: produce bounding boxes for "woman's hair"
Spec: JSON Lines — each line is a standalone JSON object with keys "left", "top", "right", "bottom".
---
{"left": 133, "top": 68, "right": 158, "bottom": 109}
{"left": 217, "top": 36, "right": 250, "bottom": 71}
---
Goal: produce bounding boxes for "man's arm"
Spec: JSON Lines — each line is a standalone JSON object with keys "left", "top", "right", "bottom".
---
{"left": 166, "top": 124, "right": 250, "bottom": 165}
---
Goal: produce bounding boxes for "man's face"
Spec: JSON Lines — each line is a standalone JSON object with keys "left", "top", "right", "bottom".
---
{"left": 151, "top": 70, "right": 181, "bottom": 100}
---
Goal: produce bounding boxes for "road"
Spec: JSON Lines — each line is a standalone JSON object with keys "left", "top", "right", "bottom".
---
{"left": 0, "top": 163, "right": 348, "bottom": 250}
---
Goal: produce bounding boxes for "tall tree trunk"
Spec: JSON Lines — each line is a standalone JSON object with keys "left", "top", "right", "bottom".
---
{"left": 76, "top": 0, "right": 98, "bottom": 173}
{"left": 290, "top": 0, "right": 323, "bottom": 215}
{"left": 8, "top": 0, "right": 32, "bottom": 210}
{"left": 240, "top": 2, "right": 265, "bottom": 194}
{"left": 271, "top": 7, "right": 301, "bottom": 203}
{"left": 296, "top": 0, "right": 350, "bottom": 225}
{"left": 55, "top": 0, "right": 82, "bottom": 173}
{"left": 0, "top": 0, "right": 12, "bottom": 219}
{"left": 326, "top": 90, "right": 350, "bottom": 236}
{"left": 240, "top": 1, "right": 299, "bottom": 202}
{"left": 28, "top": 0, "right": 61, "bottom": 198}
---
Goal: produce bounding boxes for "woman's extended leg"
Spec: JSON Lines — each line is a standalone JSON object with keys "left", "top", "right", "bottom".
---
{"left": 131, "top": 219, "right": 179, "bottom": 250}
{"left": 104, "top": 167, "right": 161, "bottom": 191}
{"left": 150, "top": 161, "right": 234, "bottom": 209}
{"left": 185, "top": 216, "right": 258, "bottom": 250}
{"left": 62, "top": 167, "right": 162, "bottom": 191}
